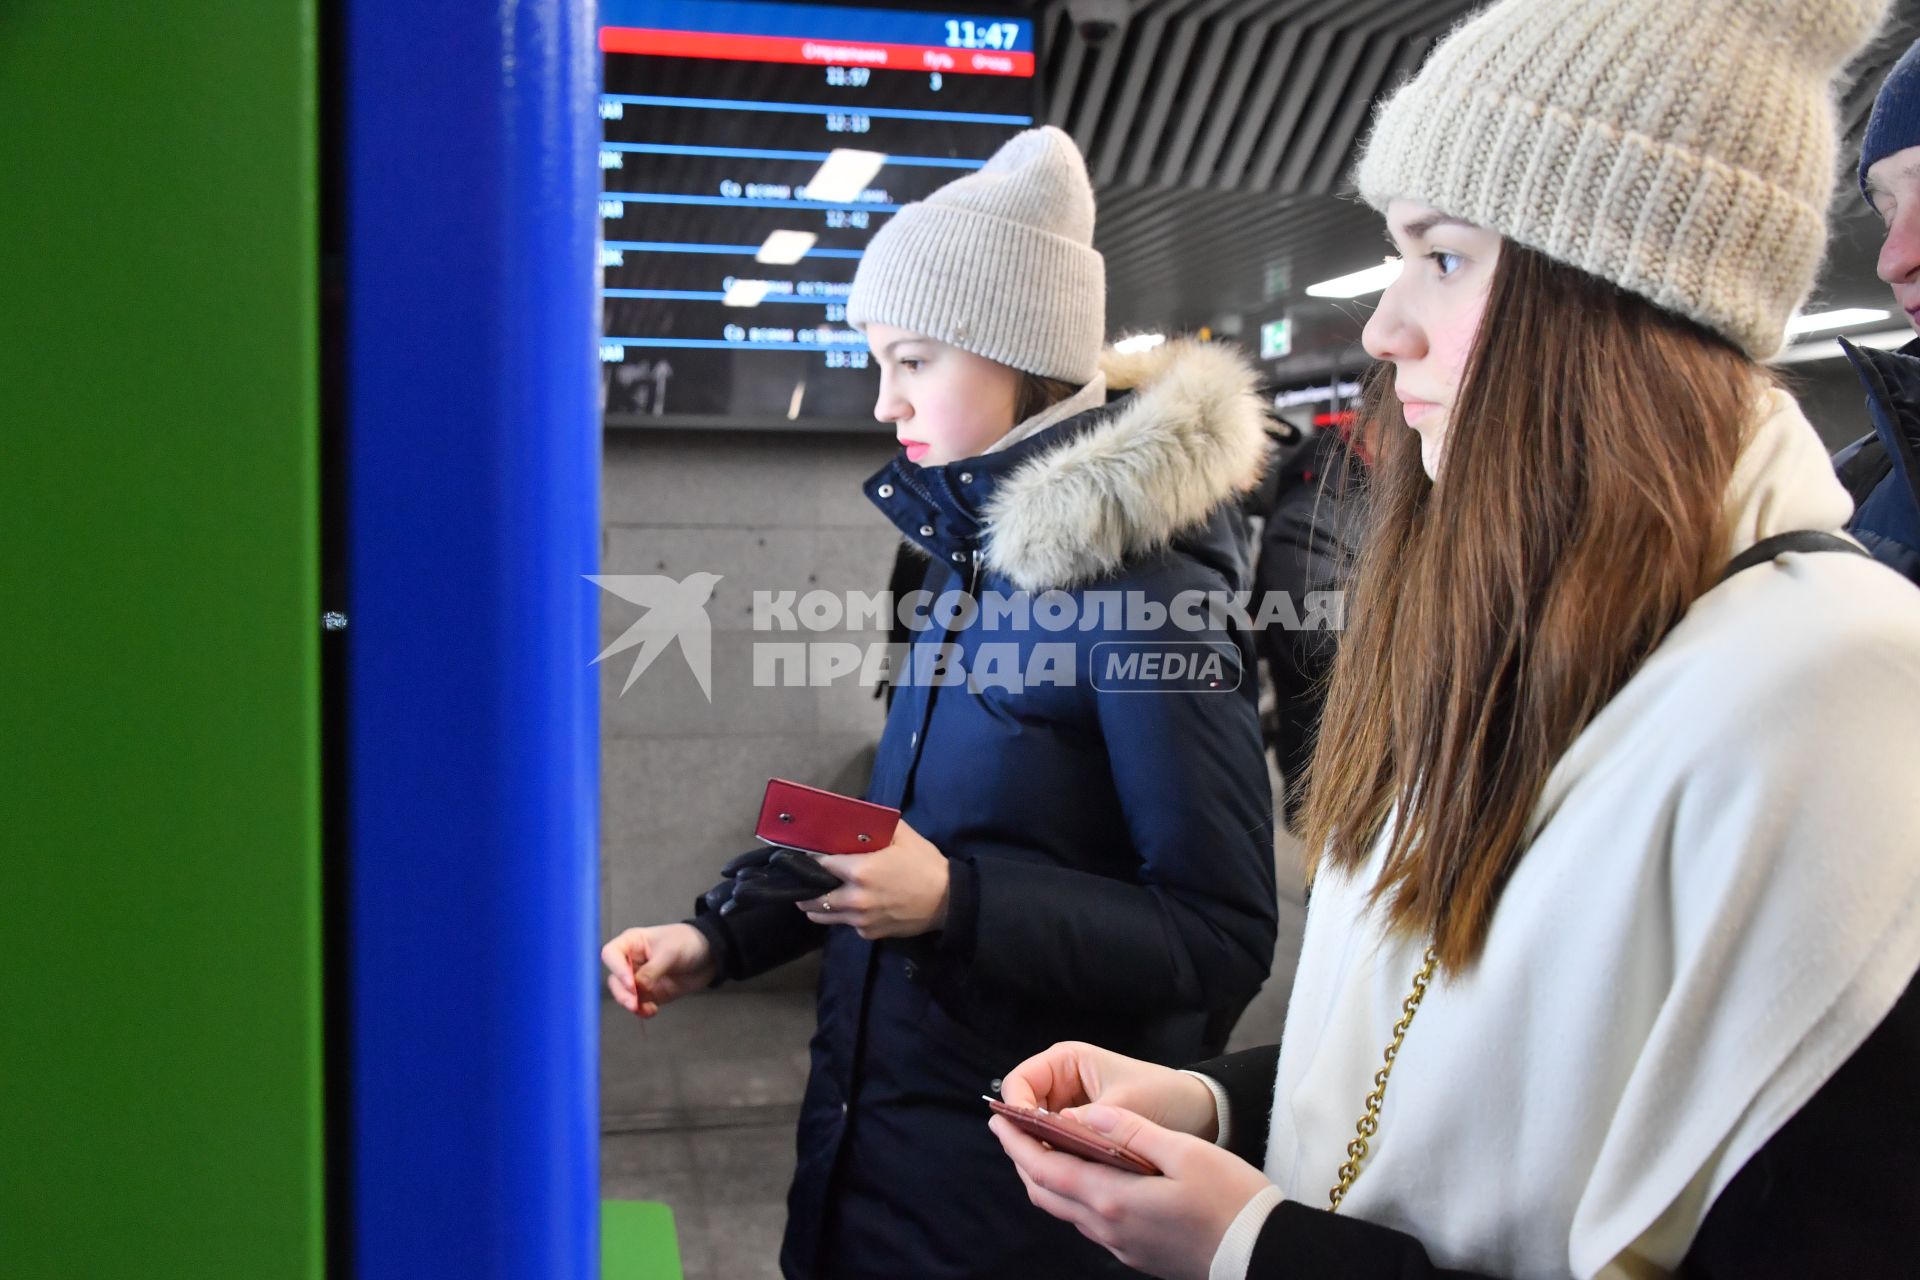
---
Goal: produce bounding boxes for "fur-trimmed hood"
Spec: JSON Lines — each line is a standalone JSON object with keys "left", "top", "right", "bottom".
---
{"left": 978, "top": 339, "right": 1272, "bottom": 590}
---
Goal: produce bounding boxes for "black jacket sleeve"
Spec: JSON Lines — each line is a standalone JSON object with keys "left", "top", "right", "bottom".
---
{"left": 1680, "top": 971, "right": 1920, "bottom": 1277}
{"left": 955, "top": 631, "right": 1278, "bottom": 1027}
{"left": 1197, "top": 974, "right": 1920, "bottom": 1279}
{"left": 685, "top": 871, "right": 827, "bottom": 984}
{"left": 1184, "top": 1045, "right": 1279, "bottom": 1167}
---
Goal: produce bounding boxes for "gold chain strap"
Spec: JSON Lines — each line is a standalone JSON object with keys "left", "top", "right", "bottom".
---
{"left": 1328, "top": 945, "right": 1439, "bottom": 1210}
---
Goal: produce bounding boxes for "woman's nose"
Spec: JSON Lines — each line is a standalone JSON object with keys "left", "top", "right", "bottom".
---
{"left": 873, "top": 380, "right": 909, "bottom": 424}
{"left": 1361, "top": 286, "right": 1424, "bottom": 365}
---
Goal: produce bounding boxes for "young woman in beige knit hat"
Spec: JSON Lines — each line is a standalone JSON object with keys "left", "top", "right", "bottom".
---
{"left": 604, "top": 125, "right": 1284, "bottom": 1279}
{"left": 991, "top": 2, "right": 1920, "bottom": 1277}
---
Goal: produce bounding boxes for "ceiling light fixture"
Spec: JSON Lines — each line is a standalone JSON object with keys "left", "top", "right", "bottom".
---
{"left": 1305, "top": 258, "right": 1403, "bottom": 299}
{"left": 1772, "top": 326, "right": 1912, "bottom": 365}
{"left": 1784, "top": 307, "right": 1892, "bottom": 336}
{"left": 802, "top": 149, "right": 887, "bottom": 204}
{"left": 756, "top": 231, "right": 817, "bottom": 265}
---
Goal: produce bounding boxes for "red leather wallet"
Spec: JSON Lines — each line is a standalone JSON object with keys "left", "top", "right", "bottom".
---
{"left": 985, "top": 1098, "right": 1162, "bottom": 1176}
{"left": 754, "top": 779, "right": 900, "bottom": 856}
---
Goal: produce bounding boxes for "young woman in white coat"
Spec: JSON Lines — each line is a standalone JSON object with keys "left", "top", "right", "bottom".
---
{"left": 989, "top": 0, "right": 1920, "bottom": 1277}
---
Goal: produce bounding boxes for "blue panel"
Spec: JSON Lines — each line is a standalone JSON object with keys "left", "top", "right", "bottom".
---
{"left": 345, "top": 2, "right": 601, "bottom": 1277}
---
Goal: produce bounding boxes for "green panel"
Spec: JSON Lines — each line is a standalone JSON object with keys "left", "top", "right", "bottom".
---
{"left": 0, "top": 4, "right": 323, "bottom": 1278}
{"left": 603, "top": 1202, "right": 686, "bottom": 1280}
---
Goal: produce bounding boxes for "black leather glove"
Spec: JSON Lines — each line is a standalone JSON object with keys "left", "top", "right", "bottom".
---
{"left": 703, "top": 846, "right": 845, "bottom": 916}
{"left": 701, "top": 846, "right": 775, "bottom": 914}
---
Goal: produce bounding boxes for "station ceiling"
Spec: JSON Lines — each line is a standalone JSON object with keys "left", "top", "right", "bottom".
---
{"left": 1003, "top": 0, "right": 1920, "bottom": 379}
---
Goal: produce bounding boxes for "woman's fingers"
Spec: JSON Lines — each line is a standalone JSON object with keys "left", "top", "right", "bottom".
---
{"left": 799, "top": 888, "right": 876, "bottom": 933}
{"left": 990, "top": 1115, "right": 1129, "bottom": 1229}
{"left": 631, "top": 948, "right": 677, "bottom": 995}
{"left": 600, "top": 935, "right": 635, "bottom": 978}
{"left": 995, "top": 1073, "right": 1040, "bottom": 1108}
{"left": 604, "top": 928, "right": 695, "bottom": 1019}
{"left": 999, "top": 1043, "right": 1093, "bottom": 1111}
{"left": 993, "top": 1094, "right": 1272, "bottom": 1280}
{"left": 992, "top": 1114, "right": 1097, "bottom": 1195}
{"left": 798, "top": 888, "right": 867, "bottom": 914}
{"left": 1012, "top": 1156, "right": 1101, "bottom": 1237}
{"left": 991, "top": 1114, "right": 1059, "bottom": 1184}
{"left": 609, "top": 974, "right": 660, "bottom": 1018}
{"left": 1067, "top": 1105, "right": 1198, "bottom": 1175}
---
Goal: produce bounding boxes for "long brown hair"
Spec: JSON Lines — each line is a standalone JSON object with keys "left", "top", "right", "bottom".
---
{"left": 1298, "top": 242, "right": 1761, "bottom": 972}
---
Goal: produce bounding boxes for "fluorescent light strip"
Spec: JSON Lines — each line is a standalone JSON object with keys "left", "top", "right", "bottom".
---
{"left": 1771, "top": 327, "right": 1912, "bottom": 365}
{"left": 756, "top": 230, "right": 817, "bottom": 264}
{"left": 1784, "top": 307, "right": 1891, "bottom": 336}
{"left": 802, "top": 149, "right": 888, "bottom": 205}
{"left": 722, "top": 279, "right": 771, "bottom": 308}
{"left": 1305, "top": 258, "right": 1403, "bottom": 299}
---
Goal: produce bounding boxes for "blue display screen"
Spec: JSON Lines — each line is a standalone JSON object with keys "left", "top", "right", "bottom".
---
{"left": 599, "top": 0, "right": 1037, "bottom": 424}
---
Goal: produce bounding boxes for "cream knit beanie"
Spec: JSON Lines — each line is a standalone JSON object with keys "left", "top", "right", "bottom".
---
{"left": 847, "top": 126, "right": 1105, "bottom": 383}
{"left": 1356, "top": 0, "right": 1889, "bottom": 360}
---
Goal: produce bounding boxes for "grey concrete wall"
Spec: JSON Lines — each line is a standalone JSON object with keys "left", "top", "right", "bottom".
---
{"left": 600, "top": 428, "right": 903, "bottom": 990}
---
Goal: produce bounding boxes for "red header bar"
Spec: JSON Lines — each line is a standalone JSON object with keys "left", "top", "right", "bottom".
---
{"left": 601, "top": 27, "right": 1035, "bottom": 78}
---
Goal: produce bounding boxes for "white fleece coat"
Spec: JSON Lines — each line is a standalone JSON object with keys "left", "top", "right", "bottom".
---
{"left": 1217, "top": 386, "right": 1920, "bottom": 1279}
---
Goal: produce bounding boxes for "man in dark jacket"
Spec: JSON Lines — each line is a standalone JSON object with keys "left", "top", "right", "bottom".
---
{"left": 1847, "top": 36, "right": 1920, "bottom": 584}
{"left": 1251, "top": 423, "right": 1368, "bottom": 826}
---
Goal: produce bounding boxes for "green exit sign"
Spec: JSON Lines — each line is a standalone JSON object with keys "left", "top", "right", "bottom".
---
{"left": 1261, "top": 318, "right": 1292, "bottom": 360}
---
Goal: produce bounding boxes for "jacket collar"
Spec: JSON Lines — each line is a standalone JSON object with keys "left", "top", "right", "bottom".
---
{"left": 1839, "top": 335, "right": 1920, "bottom": 514}
{"left": 863, "top": 339, "right": 1271, "bottom": 591}
{"left": 1718, "top": 383, "right": 1855, "bottom": 561}
{"left": 1841, "top": 333, "right": 1920, "bottom": 411}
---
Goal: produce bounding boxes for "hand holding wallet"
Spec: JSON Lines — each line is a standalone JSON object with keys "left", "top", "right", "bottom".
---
{"left": 985, "top": 1098, "right": 1163, "bottom": 1175}
{"left": 702, "top": 780, "right": 903, "bottom": 917}
{"left": 754, "top": 779, "right": 900, "bottom": 855}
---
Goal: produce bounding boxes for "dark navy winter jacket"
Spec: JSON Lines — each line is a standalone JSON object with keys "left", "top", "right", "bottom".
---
{"left": 1838, "top": 336, "right": 1920, "bottom": 583}
{"left": 694, "top": 340, "right": 1280, "bottom": 1280}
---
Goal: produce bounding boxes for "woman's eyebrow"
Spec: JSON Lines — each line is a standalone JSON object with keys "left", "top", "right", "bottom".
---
{"left": 1397, "top": 214, "right": 1477, "bottom": 241}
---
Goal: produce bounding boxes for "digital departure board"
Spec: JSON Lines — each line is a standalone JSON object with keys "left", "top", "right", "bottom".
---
{"left": 600, "top": 0, "right": 1037, "bottom": 426}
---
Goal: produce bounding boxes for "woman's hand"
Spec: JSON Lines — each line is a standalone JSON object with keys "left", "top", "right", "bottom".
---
{"left": 989, "top": 1104, "right": 1274, "bottom": 1280}
{"left": 999, "top": 1041, "right": 1221, "bottom": 1141}
{"left": 601, "top": 923, "right": 716, "bottom": 1018}
{"left": 800, "top": 818, "right": 951, "bottom": 939}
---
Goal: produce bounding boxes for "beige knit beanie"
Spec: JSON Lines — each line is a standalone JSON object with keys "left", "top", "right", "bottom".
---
{"left": 1356, "top": 0, "right": 1889, "bottom": 360}
{"left": 847, "top": 126, "right": 1105, "bottom": 383}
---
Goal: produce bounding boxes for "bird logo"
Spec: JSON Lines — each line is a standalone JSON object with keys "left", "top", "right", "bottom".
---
{"left": 586, "top": 572, "right": 723, "bottom": 700}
